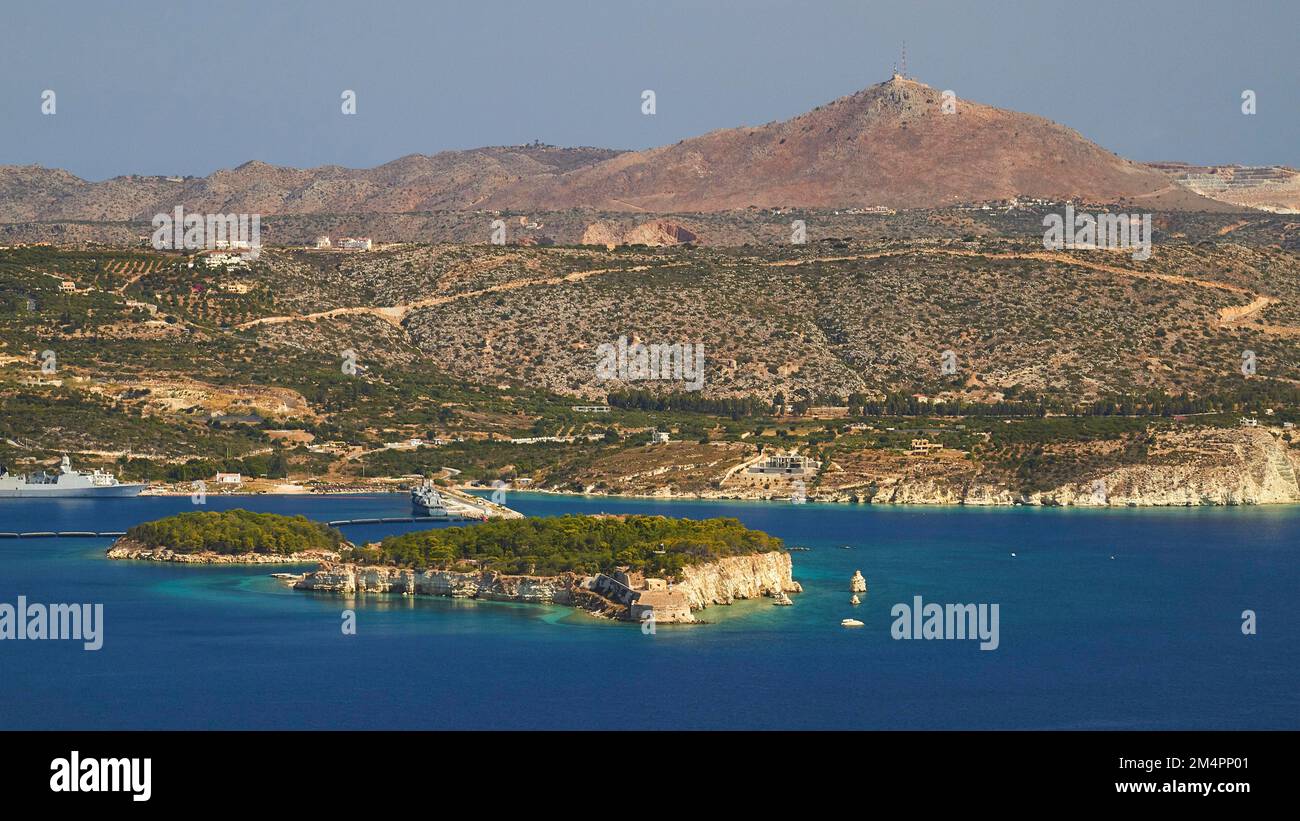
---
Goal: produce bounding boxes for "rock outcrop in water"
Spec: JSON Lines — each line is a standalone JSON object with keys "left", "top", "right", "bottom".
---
{"left": 290, "top": 550, "right": 801, "bottom": 624}
{"left": 291, "top": 564, "right": 581, "bottom": 603}
{"left": 672, "top": 552, "right": 803, "bottom": 610}
{"left": 106, "top": 538, "right": 340, "bottom": 564}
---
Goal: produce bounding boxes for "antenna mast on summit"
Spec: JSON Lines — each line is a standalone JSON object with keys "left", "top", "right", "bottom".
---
{"left": 901, "top": 41, "right": 907, "bottom": 78}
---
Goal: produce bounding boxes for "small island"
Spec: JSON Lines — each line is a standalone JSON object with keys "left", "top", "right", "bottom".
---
{"left": 292, "top": 514, "right": 801, "bottom": 623}
{"left": 109, "top": 510, "right": 802, "bottom": 623}
{"left": 107, "top": 509, "right": 345, "bottom": 564}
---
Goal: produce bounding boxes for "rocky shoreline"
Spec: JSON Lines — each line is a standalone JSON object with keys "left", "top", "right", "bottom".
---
{"left": 478, "top": 482, "right": 1300, "bottom": 508}
{"left": 106, "top": 538, "right": 341, "bottom": 564}
{"left": 501, "top": 428, "right": 1300, "bottom": 507}
{"left": 285, "top": 551, "right": 802, "bottom": 624}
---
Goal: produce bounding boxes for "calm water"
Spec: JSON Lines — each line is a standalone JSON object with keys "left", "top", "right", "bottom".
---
{"left": 0, "top": 493, "right": 1296, "bottom": 729}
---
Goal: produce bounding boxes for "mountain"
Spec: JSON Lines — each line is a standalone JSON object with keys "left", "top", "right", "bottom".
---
{"left": 490, "top": 75, "right": 1225, "bottom": 212}
{"left": 0, "top": 76, "right": 1237, "bottom": 222}
{"left": 0, "top": 147, "right": 622, "bottom": 223}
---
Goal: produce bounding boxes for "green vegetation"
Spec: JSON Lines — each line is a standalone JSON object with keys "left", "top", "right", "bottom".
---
{"left": 125, "top": 510, "right": 343, "bottom": 555}
{"left": 2, "top": 232, "right": 1297, "bottom": 497}
{"left": 342, "top": 514, "right": 784, "bottom": 576}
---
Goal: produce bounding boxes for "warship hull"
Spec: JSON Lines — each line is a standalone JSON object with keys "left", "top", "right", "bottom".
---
{"left": 0, "top": 483, "right": 145, "bottom": 498}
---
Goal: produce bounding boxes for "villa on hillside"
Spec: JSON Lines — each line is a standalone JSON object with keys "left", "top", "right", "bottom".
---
{"left": 909, "top": 439, "right": 944, "bottom": 456}
{"left": 747, "top": 452, "right": 821, "bottom": 476}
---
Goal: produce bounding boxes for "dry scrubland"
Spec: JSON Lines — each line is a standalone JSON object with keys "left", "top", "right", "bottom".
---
{"left": 1, "top": 210, "right": 1298, "bottom": 504}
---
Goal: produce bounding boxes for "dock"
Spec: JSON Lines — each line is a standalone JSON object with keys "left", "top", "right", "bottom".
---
{"left": 326, "top": 512, "right": 481, "bottom": 527}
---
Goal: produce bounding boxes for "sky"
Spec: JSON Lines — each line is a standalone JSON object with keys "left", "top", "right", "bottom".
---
{"left": 2, "top": 0, "right": 1297, "bottom": 181}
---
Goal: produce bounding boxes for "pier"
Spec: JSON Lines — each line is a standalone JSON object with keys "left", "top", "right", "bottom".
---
{"left": 326, "top": 513, "right": 481, "bottom": 527}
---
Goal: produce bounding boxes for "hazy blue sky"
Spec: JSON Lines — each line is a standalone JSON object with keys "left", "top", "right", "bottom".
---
{"left": 3, "top": 0, "right": 1297, "bottom": 180}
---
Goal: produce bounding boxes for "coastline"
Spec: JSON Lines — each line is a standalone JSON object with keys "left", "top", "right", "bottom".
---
{"left": 286, "top": 551, "right": 802, "bottom": 624}
{"left": 106, "top": 537, "right": 342, "bottom": 565}
{"left": 127, "top": 483, "right": 1300, "bottom": 508}
{"left": 453, "top": 484, "right": 1300, "bottom": 508}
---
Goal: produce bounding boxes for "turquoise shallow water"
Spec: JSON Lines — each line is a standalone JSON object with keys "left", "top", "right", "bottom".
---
{"left": 0, "top": 493, "right": 1296, "bottom": 729}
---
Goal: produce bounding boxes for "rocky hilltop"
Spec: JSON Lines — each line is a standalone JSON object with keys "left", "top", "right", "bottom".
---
{"left": 492, "top": 75, "right": 1222, "bottom": 213}
{"left": 0, "top": 75, "right": 1231, "bottom": 221}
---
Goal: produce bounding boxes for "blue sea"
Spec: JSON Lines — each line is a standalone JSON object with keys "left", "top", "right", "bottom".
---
{"left": 0, "top": 493, "right": 1296, "bottom": 729}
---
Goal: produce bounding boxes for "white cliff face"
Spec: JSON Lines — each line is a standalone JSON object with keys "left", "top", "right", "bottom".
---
{"left": 594, "top": 427, "right": 1299, "bottom": 508}
{"left": 1029, "top": 429, "right": 1300, "bottom": 507}
{"left": 835, "top": 428, "right": 1300, "bottom": 508}
{"left": 295, "top": 551, "right": 804, "bottom": 618}
{"left": 673, "top": 551, "right": 803, "bottom": 610}
{"left": 878, "top": 477, "right": 968, "bottom": 505}
{"left": 295, "top": 565, "right": 577, "bottom": 604}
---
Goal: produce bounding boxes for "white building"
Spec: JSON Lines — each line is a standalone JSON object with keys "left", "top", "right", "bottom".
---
{"left": 215, "top": 472, "right": 242, "bottom": 484}
{"left": 203, "top": 253, "right": 249, "bottom": 269}
{"left": 338, "top": 237, "right": 373, "bottom": 251}
{"left": 747, "top": 452, "right": 821, "bottom": 475}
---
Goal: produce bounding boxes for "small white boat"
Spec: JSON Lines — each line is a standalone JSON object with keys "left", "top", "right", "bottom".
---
{"left": 841, "top": 618, "right": 864, "bottom": 627}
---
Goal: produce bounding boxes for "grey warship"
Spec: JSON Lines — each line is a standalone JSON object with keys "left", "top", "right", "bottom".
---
{"left": 0, "top": 455, "right": 145, "bottom": 498}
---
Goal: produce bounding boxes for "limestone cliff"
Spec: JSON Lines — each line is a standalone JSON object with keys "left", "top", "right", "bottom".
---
{"left": 1029, "top": 430, "right": 1300, "bottom": 506}
{"left": 673, "top": 552, "right": 803, "bottom": 610}
{"left": 292, "top": 551, "right": 802, "bottom": 622}
{"left": 294, "top": 564, "right": 578, "bottom": 604}
{"left": 589, "top": 426, "right": 1300, "bottom": 508}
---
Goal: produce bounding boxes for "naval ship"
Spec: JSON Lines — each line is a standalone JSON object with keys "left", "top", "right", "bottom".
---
{"left": 410, "top": 482, "right": 451, "bottom": 517}
{"left": 0, "top": 455, "right": 145, "bottom": 498}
